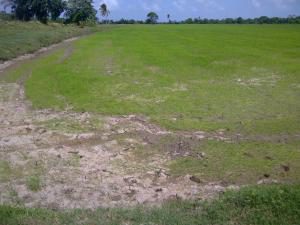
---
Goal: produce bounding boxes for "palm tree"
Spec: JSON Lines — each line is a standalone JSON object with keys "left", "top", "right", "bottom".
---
{"left": 167, "top": 14, "right": 170, "bottom": 23}
{"left": 99, "top": 3, "right": 110, "bottom": 23}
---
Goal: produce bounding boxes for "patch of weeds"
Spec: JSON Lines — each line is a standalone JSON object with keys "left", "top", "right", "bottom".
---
{"left": 0, "top": 21, "right": 95, "bottom": 62}
{"left": 66, "top": 154, "right": 81, "bottom": 167}
{"left": 0, "top": 185, "right": 300, "bottom": 225}
{"left": 38, "top": 117, "right": 102, "bottom": 133}
{"left": 26, "top": 176, "right": 41, "bottom": 192}
{"left": 0, "top": 161, "right": 12, "bottom": 182}
{"left": 9, "top": 188, "right": 23, "bottom": 205}
{"left": 130, "top": 146, "right": 155, "bottom": 161}
{"left": 0, "top": 160, "right": 22, "bottom": 182}
{"left": 168, "top": 140, "right": 300, "bottom": 184}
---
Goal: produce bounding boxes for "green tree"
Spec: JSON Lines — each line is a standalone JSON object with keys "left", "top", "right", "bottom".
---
{"left": 1, "top": 0, "right": 57, "bottom": 23}
{"left": 65, "top": 0, "right": 97, "bottom": 25}
{"left": 48, "top": 0, "right": 66, "bottom": 21}
{"left": 146, "top": 11, "right": 158, "bottom": 24}
{"left": 6, "top": 0, "right": 34, "bottom": 21}
{"left": 32, "top": 0, "right": 49, "bottom": 23}
{"left": 236, "top": 17, "right": 244, "bottom": 24}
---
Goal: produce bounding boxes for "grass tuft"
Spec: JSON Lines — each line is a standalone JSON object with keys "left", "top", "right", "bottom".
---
{"left": 26, "top": 176, "right": 41, "bottom": 192}
{"left": 0, "top": 185, "right": 299, "bottom": 225}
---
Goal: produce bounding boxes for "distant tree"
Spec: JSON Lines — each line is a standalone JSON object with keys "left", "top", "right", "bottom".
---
{"left": 7, "top": 0, "right": 34, "bottom": 21}
{"left": 99, "top": 3, "right": 110, "bottom": 23}
{"left": 1, "top": 0, "right": 63, "bottom": 23}
{"left": 32, "top": 0, "right": 49, "bottom": 23}
{"left": 167, "top": 13, "right": 170, "bottom": 23}
{"left": 185, "top": 18, "right": 193, "bottom": 24}
{"left": 236, "top": 17, "right": 243, "bottom": 24}
{"left": 146, "top": 11, "right": 158, "bottom": 24}
{"left": 258, "top": 16, "right": 269, "bottom": 24}
{"left": 65, "top": 0, "right": 97, "bottom": 24}
{"left": 48, "top": 0, "right": 66, "bottom": 21}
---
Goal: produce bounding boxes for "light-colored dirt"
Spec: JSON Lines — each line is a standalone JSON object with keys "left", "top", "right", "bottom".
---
{"left": 0, "top": 82, "right": 241, "bottom": 209}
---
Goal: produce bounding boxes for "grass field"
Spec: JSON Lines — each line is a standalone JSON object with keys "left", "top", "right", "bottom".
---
{"left": 5, "top": 24, "right": 300, "bottom": 134}
{"left": 0, "top": 21, "right": 95, "bottom": 61}
{"left": 1, "top": 185, "right": 300, "bottom": 225}
{"left": 1, "top": 24, "right": 300, "bottom": 223}
{"left": 2, "top": 24, "right": 300, "bottom": 185}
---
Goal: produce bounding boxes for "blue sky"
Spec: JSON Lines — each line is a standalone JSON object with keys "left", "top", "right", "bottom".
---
{"left": 94, "top": 0, "right": 300, "bottom": 21}
{"left": 0, "top": 0, "right": 299, "bottom": 21}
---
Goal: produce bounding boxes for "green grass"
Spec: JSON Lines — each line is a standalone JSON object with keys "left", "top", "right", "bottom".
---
{"left": 0, "top": 160, "right": 22, "bottom": 182}
{"left": 36, "top": 116, "right": 103, "bottom": 133}
{"left": 168, "top": 140, "right": 300, "bottom": 184}
{"left": 0, "top": 21, "right": 94, "bottom": 61}
{"left": 26, "top": 176, "right": 41, "bottom": 192}
{"left": 1, "top": 185, "right": 300, "bottom": 225}
{"left": 4, "top": 24, "right": 298, "bottom": 134}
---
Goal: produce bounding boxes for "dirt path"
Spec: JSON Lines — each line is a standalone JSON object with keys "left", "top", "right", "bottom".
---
{"left": 0, "top": 37, "right": 79, "bottom": 73}
{"left": 0, "top": 40, "right": 241, "bottom": 209}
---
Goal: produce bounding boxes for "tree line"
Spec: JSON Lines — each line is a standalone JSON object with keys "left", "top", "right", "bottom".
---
{"left": 180, "top": 15, "right": 300, "bottom": 24}
{"left": 1, "top": 1, "right": 299, "bottom": 25}
{"left": 0, "top": 0, "right": 110, "bottom": 24}
{"left": 112, "top": 14, "right": 300, "bottom": 24}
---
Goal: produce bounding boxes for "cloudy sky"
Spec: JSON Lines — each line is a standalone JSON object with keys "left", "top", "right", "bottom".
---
{"left": 94, "top": 0, "right": 300, "bottom": 21}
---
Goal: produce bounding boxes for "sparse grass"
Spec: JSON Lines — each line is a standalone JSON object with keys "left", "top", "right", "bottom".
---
{"left": 168, "top": 140, "right": 300, "bottom": 184}
{"left": 4, "top": 24, "right": 298, "bottom": 134}
{"left": 37, "top": 117, "right": 103, "bottom": 133}
{"left": 26, "top": 176, "right": 41, "bottom": 192}
{"left": 0, "top": 185, "right": 300, "bottom": 225}
{"left": 0, "top": 20, "right": 95, "bottom": 61}
{"left": 0, "top": 161, "right": 13, "bottom": 182}
{"left": 0, "top": 160, "right": 22, "bottom": 182}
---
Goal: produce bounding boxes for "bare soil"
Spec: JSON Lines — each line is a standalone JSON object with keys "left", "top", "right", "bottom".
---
{"left": 0, "top": 39, "right": 242, "bottom": 209}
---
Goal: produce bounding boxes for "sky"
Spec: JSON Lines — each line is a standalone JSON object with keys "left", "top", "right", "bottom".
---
{"left": 0, "top": 0, "right": 299, "bottom": 21}
{"left": 94, "top": 0, "right": 300, "bottom": 21}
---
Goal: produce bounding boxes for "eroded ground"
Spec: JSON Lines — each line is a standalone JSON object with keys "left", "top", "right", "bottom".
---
{"left": 0, "top": 81, "right": 241, "bottom": 209}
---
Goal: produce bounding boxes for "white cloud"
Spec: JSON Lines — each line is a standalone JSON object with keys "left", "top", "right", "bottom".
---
{"left": 195, "top": 0, "right": 224, "bottom": 11}
{"left": 269, "top": 0, "right": 298, "bottom": 9}
{"left": 252, "top": 0, "right": 261, "bottom": 8}
{"left": 173, "top": 0, "right": 187, "bottom": 11}
{"left": 251, "top": 0, "right": 299, "bottom": 10}
{"left": 173, "top": 0, "right": 224, "bottom": 12}
{"left": 140, "top": 1, "right": 161, "bottom": 12}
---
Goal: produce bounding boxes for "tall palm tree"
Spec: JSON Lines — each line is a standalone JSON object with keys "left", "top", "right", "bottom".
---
{"left": 167, "top": 14, "right": 171, "bottom": 23}
{"left": 99, "top": 3, "right": 110, "bottom": 23}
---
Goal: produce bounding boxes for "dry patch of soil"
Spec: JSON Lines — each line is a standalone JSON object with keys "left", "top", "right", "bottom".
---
{"left": 0, "top": 39, "right": 244, "bottom": 209}
{"left": 0, "top": 80, "right": 241, "bottom": 209}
